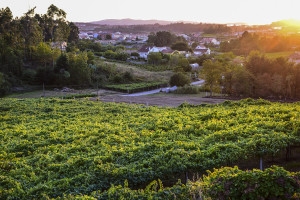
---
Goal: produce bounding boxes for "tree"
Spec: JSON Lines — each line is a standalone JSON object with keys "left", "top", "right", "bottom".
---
{"left": 0, "top": 72, "right": 11, "bottom": 96}
{"left": 178, "top": 57, "right": 191, "bottom": 72}
{"left": 68, "top": 52, "right": 91, "bottom": 85}
{"left": 105, "top": 34, "right": 112, "bottom": 40}
{"left": 32, "top": 42, "right": 60, "bottom": 67}
{"left": 55, "top": 54, "right": 69, "bottom": 72}
{"left": 131, "top": 52, "right": 140, "bottom": 58}
{"left": 0, "top": 7, "right": 13, "bottom": 34}
{"left": 20, "top": 7, "right": 43, "bottom": 60}
{"left": 201, "top": 60, "right": 223, "bottom": 96}
{"left": 171, "top": 41, "right": 189, "bottom": 51}
{"left": 191, "top": 42, "right": 199, "bottom": 49}
{"left": 147, "top": 52, "right": 162, "bottom": 65}
{"left": 115, "top": 52, "right": 129, "bottom": 61}
{"left": 169, "top": 72, "right": 191, "bottom": 87}
{"left": 147, "top": 31, "right": 175, "bottom": 47}
{"left": 68, "top": 22, "right": 79, "bottom": 43}
{"left": 104, "top": 50, "right": 116, "bottom": 59}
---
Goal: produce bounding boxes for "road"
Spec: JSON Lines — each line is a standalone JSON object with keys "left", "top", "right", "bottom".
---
{"left": 122, "top": 80, "right": 204, "bottom": 97}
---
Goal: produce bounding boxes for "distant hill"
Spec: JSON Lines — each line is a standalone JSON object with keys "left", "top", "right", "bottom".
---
{"left": 89, "top": 18, "right": 196, "bottom": 25}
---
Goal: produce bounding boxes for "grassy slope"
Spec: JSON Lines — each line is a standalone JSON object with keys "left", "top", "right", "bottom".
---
{"left": 101, "top": 60, "right": 173, "bottom": 83}
{"left": 265, "top": 51, "right": 294, "bottom": 59}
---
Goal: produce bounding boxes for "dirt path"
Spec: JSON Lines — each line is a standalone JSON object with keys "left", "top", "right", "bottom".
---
{"left": 92, "top": 95, "right": 226, "bottom": 107}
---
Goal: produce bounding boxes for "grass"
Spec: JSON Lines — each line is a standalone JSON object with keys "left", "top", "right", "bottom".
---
{"left": 56, "top": 93, "right": 98, "bottom": 99}
{"left": 99, "top": 60, "right": 173, "bottom": 83}
{"left": 265, "top": 51, "right": 294, "bottom": 59}
{"left": 201, "top": 34, "right": 218, "bottom": 37}
{"left": 105, "top": 82, "right": 167, "bottom": 91}
{"left": 148, "top": 91, "right": 222, "bottom": 97}
{"left": 3, "top": 89, "right": 118, "bottom": 99}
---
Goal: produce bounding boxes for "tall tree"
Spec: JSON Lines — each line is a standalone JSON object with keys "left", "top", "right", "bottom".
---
{"left": 68, "top": 22, "right": 79, "bottom": 43}
{"left": 20, "top": 7, "right": 43, "bottom": 60}
{"left": 201, "top": 60, "right": 224, "bottom": 96}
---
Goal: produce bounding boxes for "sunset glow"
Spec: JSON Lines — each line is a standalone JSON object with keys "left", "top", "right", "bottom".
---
{"left": 1, "top": 0, "right": 300, "bottom": 24}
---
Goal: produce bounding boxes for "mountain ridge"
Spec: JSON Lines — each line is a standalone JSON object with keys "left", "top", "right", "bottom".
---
{"left": 89, "top": 18, "right": 197, "bottom": 25}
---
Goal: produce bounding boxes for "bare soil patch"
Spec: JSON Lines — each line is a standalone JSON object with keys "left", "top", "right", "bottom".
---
{"left": 92, "top": 95, "right": 226, "bottom": 107}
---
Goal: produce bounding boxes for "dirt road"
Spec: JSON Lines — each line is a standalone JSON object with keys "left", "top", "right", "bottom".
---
{"left": 92, "top": 95, "right": 225, "bottom": 107}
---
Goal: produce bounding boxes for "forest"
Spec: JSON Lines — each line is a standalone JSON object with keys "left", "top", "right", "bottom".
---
{"left": 199, "top": 51, "right": 300, "bottom": 99}
{"left": 220, "top": 31, "right": 300, "bottom": 55}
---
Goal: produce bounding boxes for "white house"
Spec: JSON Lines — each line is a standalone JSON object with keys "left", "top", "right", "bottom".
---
{"left": 193, "top": 48, "right": 211, "bottom": 56}
{"left": 51, "top": 41, "right": 67, "bottom": 51}
{"left": 138, "top": 46, "right": 175, "bottom": 59}
{"left": 200, "top": 38, "right": 220, "bottom": 45}
{"left": 190, "top": 63, "right": 200, "bottom": 71}
{"left": 178, "top": 34, "right": 191, "bottom": 41}
{"left": 138, "top": 46, "right": 153, "bottom": 59}
{"left": 195, "top": 45, "right": 207, "bottom": 50}
{"left": 149, "top": 47, "right": 168, "bottom": 53}
{"left": 289, "top": 52, "right": 300, "bottom": 64}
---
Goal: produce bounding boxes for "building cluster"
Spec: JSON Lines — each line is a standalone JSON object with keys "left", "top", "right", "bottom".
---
{"left": 138, "top": 37, "right": 218, "bottom": 59}
{"left": 79, "top": 31, "right": 148, "bottom": 44}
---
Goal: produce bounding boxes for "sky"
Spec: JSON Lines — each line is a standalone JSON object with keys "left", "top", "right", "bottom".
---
{"left": 1, "top": 0, "right": 300, "bottom": 25}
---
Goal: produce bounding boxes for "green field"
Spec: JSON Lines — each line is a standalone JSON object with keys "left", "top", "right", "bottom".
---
{"left": 265, "top": 51, "right": 294, "bottom": 59}
{"left": 99, "top": 60, "right": 173, "bottom": 83}
{"left": 105, "top": 82, "right": 167, "bottom": 92}
{"left": 0, "top": 98, "right": 299, "bottom": 199}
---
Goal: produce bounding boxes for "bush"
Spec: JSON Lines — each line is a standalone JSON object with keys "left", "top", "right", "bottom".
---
{"left": 104, "top": 50, "right": 116, "bottom": 59}
{"left": 111, "top": 74, "right": 123, "bottom": 83}
{"left": 122, "top": 71, "right": 135, "bottom": 82}
{"left": 169, "top": 73, "right": 191, "bottom": 87}
{"left": 35, "top": 67, "right": 57, "bottom": 85}
{"left": 94, "top": 52, "right": 104, "bottom": 57}
{"left": 22, "top": 69, "right": 37, "bottom": 84}
{"left": 130, "top": 52, "right": 140, "bottom": 57}
{"left": 115, "top": 52, "right": 129, "bottom": 61}
{"left": 0, "top": 72, "right": 12, "bottom": 96}
{"left": 202, "top": 166, "right": 300, "bottom": 200}
{"left": 56, "top": 93, "right": 97, "bottom": 99}
{"left": 174, "top": 85, "right": 200, "bottom": 94}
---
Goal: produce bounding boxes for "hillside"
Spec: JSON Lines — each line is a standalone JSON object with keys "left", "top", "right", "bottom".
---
{"left": 89, "top": 18, "right": 196, "bottom": 25}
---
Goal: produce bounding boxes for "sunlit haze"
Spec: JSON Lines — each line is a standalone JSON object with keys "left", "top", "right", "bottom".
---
{"left": 1, "top": 0, "right": 300, "bottom": 25}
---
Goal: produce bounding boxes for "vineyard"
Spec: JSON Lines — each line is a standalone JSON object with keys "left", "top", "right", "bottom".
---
{"left": 0, "top": 98, "right": 300, "bottom": 199}
{"left": 104, "top": 82, "right": 167, "bottom": 93}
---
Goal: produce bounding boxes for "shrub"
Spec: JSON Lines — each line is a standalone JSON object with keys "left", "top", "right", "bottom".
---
{"left": 56, "top": 93, "right": 97, "bottom": 99}
{"left": 0, "top": 72, "right": 12, "bottom": 96}
{"left": 202, "top": 166, "right": 300, "bottom": 200}
{"left": 174, "top": 85, "right": 200, "bottom": 94}
{"left": 169, "top": 72, "right": 191, "bottom": 87}
{"left": 22, "top": 69, "right": 37, "bottom": 84}
{"left": 130, "top": 52, "right": 140, "bottom": 57}
{"left": 122, "top": 71, "right": 135, "bottom": 82}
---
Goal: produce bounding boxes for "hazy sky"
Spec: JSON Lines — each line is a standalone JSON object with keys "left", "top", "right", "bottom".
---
{"left": 1, "top": 0, "right": 300, "bottom": 25}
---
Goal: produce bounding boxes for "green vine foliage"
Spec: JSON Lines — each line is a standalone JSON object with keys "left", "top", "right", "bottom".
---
{"left": 202, "top": 166, "right": 300, "bottom": 200}
{"left": 0, "top": 98, "right": 299, "bottom": 199}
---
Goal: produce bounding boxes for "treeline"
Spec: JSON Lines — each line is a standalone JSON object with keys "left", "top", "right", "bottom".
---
{"left": 0, "top": 5, "right": 135, "bottom": 96}
{"left": 221, "top": 31, "right": 300, "bottom": 55}
{"left": 147, "top": 31, "right": 191, "bottom": 51}
{"left": 0, "top": 5, "right": 80, "bottom": 95}
{"left": 201, "top": 51, "right": 300, "bottom": 99}
{"left": 90, "top": 23, "right": 232, "bottom": 34}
